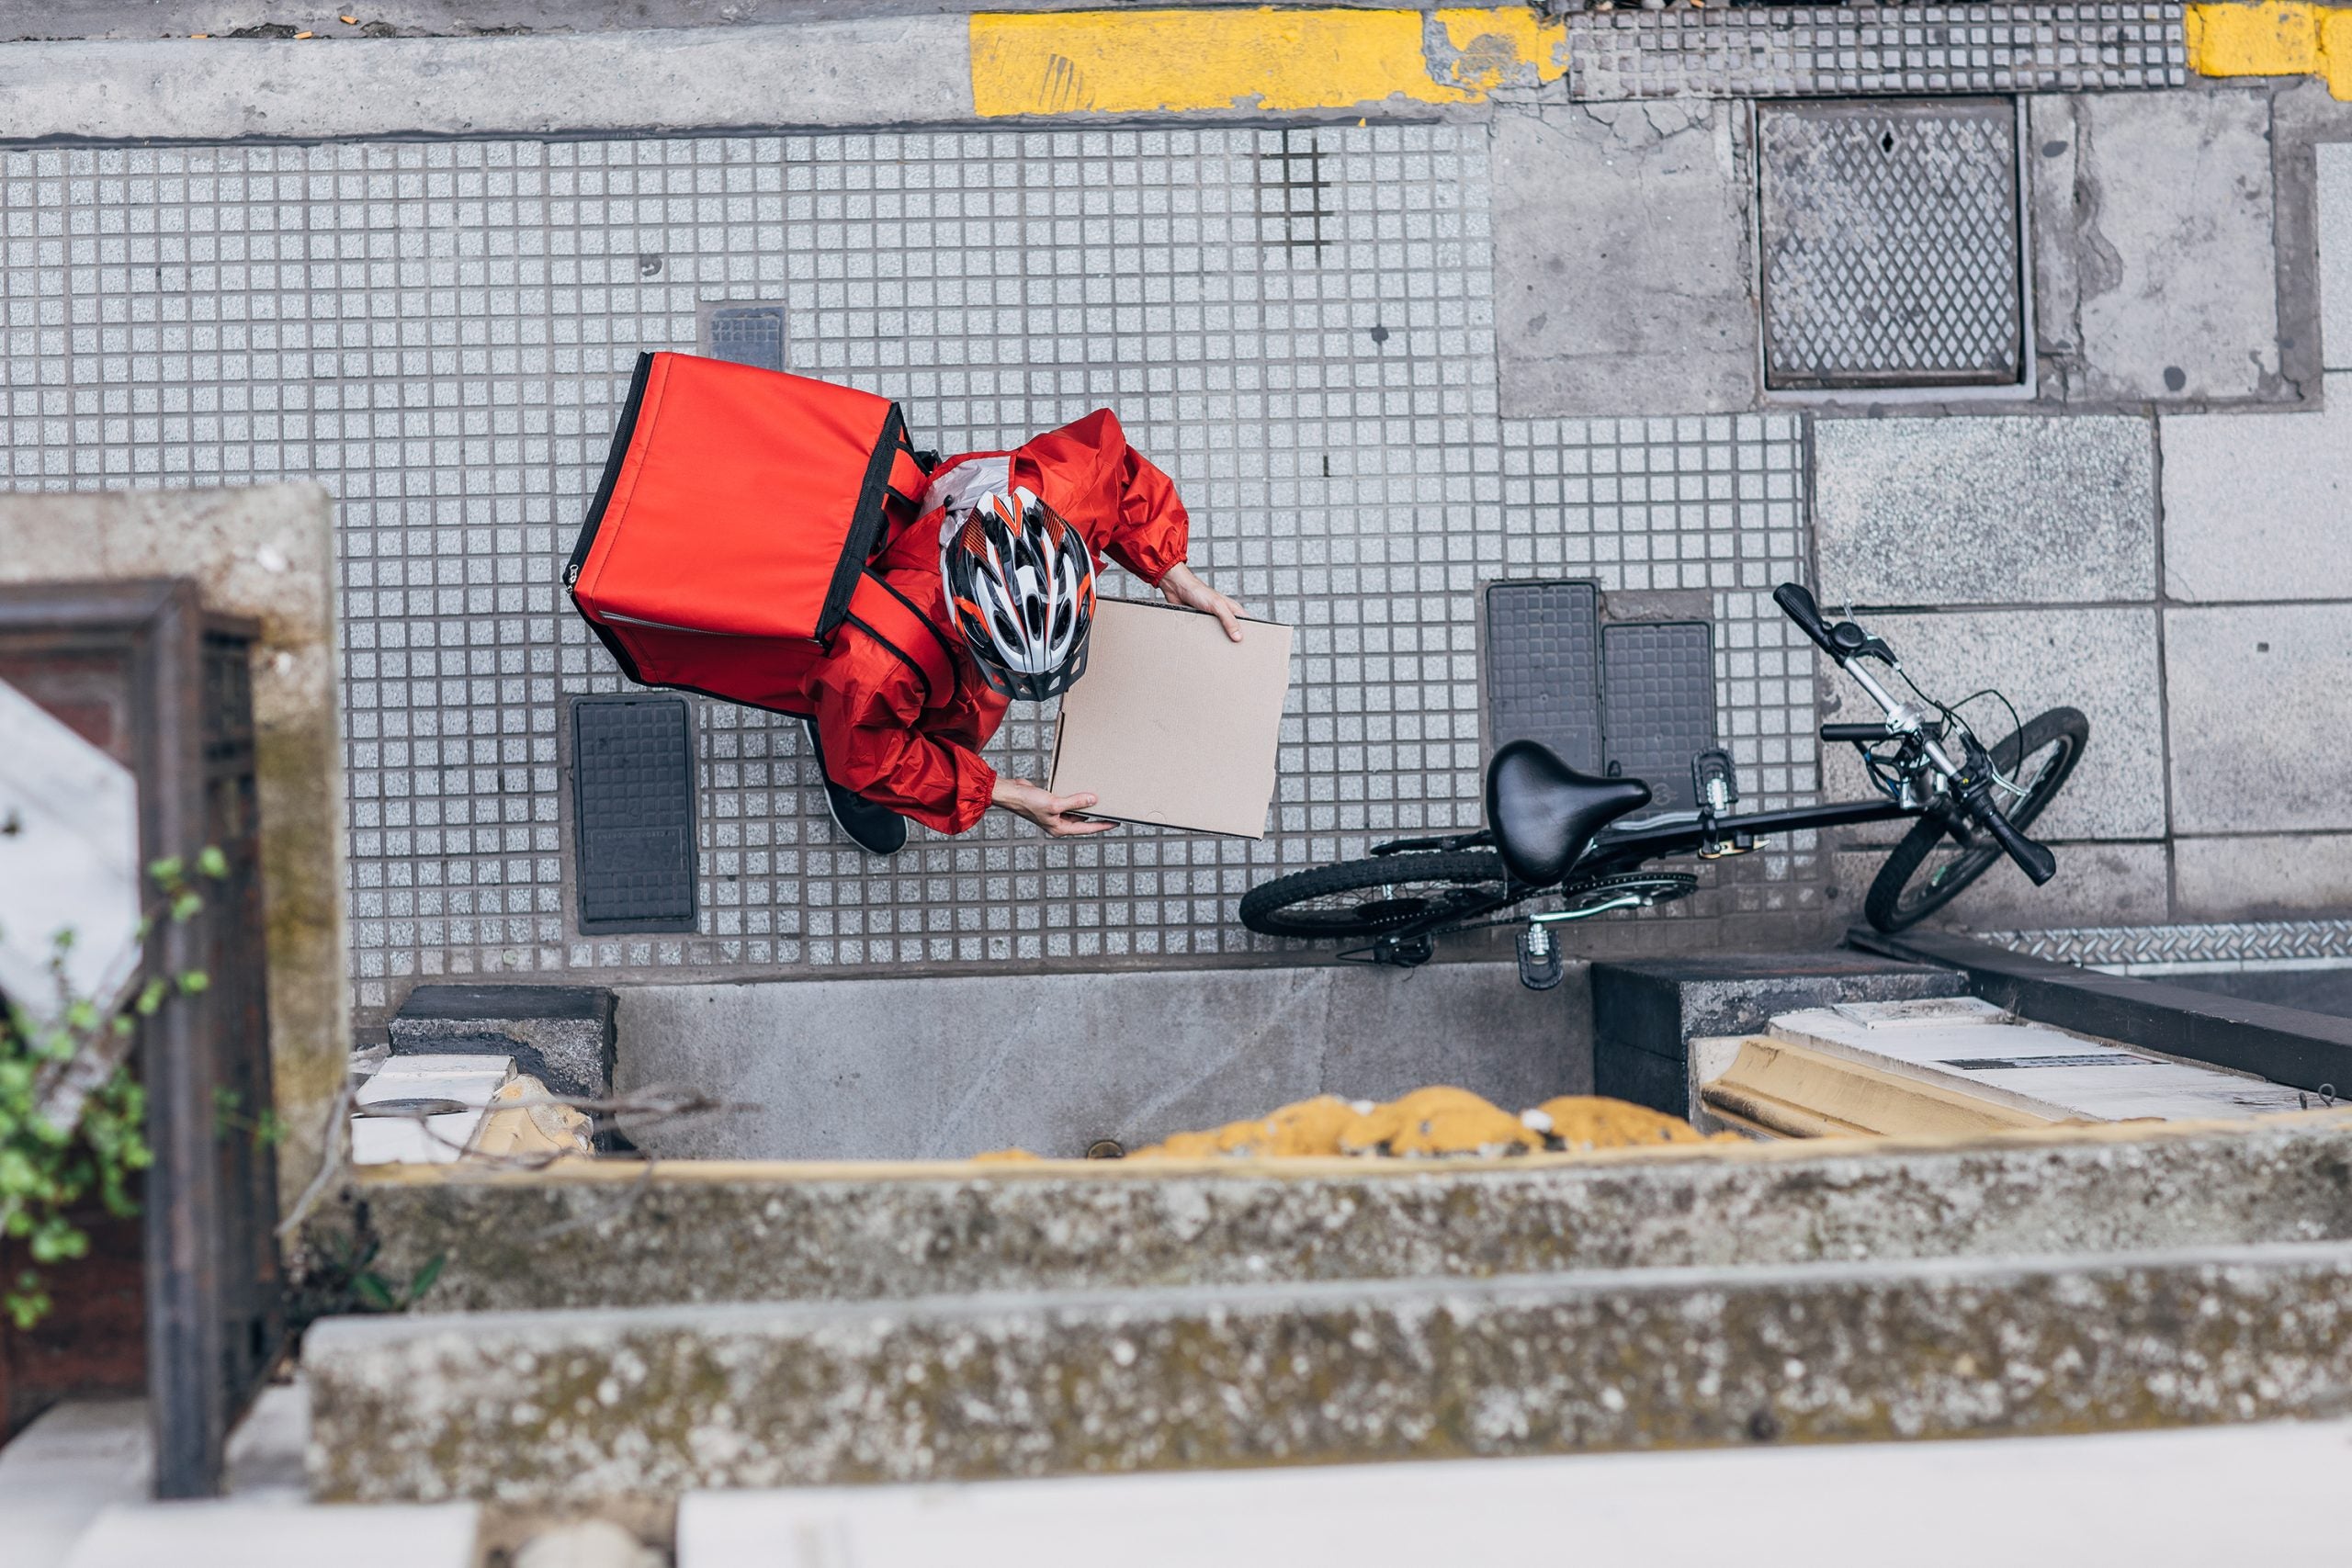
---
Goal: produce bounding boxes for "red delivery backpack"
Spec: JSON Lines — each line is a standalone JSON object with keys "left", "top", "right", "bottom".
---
{"left": 565, "top": 351, "right": 957, "bottom": 716}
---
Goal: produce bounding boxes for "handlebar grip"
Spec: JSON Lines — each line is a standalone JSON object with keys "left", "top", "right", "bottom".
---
{"left": 1774, "top": 582, "right": 1844, "bottom": 661}
{"left": 1967, "top": 789, "right": 2059, "bottom": 886}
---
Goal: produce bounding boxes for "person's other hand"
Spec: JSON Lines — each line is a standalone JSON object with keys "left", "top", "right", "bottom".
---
{"left": 1156, "top": 562, "right": 1245, "bottom": 642}
{"left": 991, "top": 777, "right": 1118, "bottom": 837}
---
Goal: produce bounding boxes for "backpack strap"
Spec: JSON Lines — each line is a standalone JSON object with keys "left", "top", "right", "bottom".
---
{"left": 843, "top": 571, "right": 959, "bottom": 712}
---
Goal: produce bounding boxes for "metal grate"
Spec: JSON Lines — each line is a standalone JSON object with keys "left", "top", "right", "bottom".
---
{"left": 1758, "top": 98, "right": 2023, "bottom": 389}
{"left": 703, "top": 304, "right": 786, "bottom": 372}
{"left": 1484, "top": 581, "right": 1603, "bottom": 774}
{"left": 572, "top": 696, "right": 698, "bottom": 933}
{"left": 1601, "top": 621, "right": 1715, "bottom": 813}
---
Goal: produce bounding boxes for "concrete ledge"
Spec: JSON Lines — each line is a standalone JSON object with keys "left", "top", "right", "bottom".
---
{"left": 0, "top": 20, "right": 971, "bottom": 141}
{"left": 306, "top": 1236, "right": 2352, "bottom": 1500}
{"left": 350, "top": 1111, "right": 2352, "bottom": 1312}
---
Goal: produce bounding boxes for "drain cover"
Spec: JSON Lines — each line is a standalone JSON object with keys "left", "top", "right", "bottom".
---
{"left": 571, "top": 695, "right": 698, "bottom": 933}
{"left": 1601, "top": 621, "right": 1715, "bottom": 813}
{"left": 1758, "top": 98, "right": 2023, "bottom": 389}
{"left": 1484, "top": 581, "right": 1603, "bottom": 774}
{"left": 702, "top": 304, "right": 786, "bottom": 372}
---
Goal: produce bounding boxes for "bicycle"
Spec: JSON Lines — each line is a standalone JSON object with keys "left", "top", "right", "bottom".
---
{"left": 1238, "top": 583, "right": 2088, "bottom": 988}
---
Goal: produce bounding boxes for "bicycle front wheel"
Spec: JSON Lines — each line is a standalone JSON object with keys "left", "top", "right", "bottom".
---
{"left": 1864, "top": 706, "right": 2089, "bottom": 933}
{"left": 1238, "top": 852, "right": 1516, "bottom": 941}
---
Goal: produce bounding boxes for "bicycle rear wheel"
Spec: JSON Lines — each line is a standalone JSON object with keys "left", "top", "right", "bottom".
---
{"left": 1864, "top": 706, "right": 2089, "bottom": 933}
{"left": 1238, "top": 852, "right": 1515, "bottom": 941}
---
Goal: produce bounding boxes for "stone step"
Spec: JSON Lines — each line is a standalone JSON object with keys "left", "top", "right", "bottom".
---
{"left": 349, "top": 1111, "right": 2352, "bottom": 1313}
{"left": 305, "top": 1235, "right": 2352, "bottom": 1503}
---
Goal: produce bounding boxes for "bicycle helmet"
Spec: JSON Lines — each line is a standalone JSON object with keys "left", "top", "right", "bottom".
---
{"left": 939, "top": 485, "right": 1097, "bottom": 701}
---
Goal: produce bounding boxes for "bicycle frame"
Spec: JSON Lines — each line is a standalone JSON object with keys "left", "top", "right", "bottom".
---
{"left": 1359, "top": 794, "right": 1923, "bottom": 953}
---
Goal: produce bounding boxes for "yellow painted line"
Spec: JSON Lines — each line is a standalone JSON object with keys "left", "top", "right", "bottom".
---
{"left": 968, "top": 6, "right": 1566, "bottom": 118}
{"left": 2185, "top": 1, "right": 2352, "bottom": 99}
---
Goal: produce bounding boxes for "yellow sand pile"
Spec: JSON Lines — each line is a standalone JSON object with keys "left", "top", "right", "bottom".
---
{"left": 979, "top": 1087, "right": 1736, "bottom": 1162}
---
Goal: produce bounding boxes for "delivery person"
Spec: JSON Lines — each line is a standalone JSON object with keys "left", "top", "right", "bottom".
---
{"left": 800, "top": 408, "right": 1245, "bottom": 856}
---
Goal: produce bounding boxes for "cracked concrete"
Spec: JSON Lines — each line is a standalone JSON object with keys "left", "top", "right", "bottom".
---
{"left": 2043, "top": 89, "right": 2292, "bottom": 406}
{"left": 1492, "top": 102, "right": 1758, "bottom": 417}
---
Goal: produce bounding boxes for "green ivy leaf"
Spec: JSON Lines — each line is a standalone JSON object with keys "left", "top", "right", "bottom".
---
{"left": 170, "top": 892, "right": 204, "bottom": 923}
{"left": 147, "top": 855, "right": 185, "bottom": 885}
{"left": 178, "top": 971, "right": 210, "bottom": 995}
{"left": 406, "top": 1253, "right": 447, "bottom": 1305}
{"left": 196, "top": 845, "right": 230, "bottom": 880}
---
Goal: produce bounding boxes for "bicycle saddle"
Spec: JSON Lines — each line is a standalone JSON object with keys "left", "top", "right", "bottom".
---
{"left": 1485, "top": 739, "right": 1654, "bottom": 886}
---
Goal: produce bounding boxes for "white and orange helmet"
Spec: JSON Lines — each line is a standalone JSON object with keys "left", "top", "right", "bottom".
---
{"left": 939, "top": 486, "right": 1097, "bottom": 701}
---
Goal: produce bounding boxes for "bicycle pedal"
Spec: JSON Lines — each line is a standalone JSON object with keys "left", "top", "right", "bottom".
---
{"left": 1516, "top": 923, "right": 1564, "bottom": 991}
{"left": 1692, "top": 747, "right": 1739, "bottom": 813}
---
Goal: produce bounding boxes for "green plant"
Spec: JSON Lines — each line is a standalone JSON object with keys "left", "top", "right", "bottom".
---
{"left": 298, "top": 1225, "right": 446, "bottom": 1317}
{"left": 0, "top": 850, "right": 228, "bottom": 1330}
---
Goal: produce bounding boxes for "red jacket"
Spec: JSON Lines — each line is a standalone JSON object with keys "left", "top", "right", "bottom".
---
{"left": 798, "top": 409, "right": 1191, "bottom": 835}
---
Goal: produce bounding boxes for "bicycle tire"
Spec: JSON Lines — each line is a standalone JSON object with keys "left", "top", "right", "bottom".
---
{"left": 1238, "top": 851, "right": 1515, "bottom": 941}
{"left": 1864, "top": 706, "right": 2090, "bottom": 933}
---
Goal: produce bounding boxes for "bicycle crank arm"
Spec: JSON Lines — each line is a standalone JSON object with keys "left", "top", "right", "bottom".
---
{"left": 1529, "top": 894, "right": 1649, "bottom": 924}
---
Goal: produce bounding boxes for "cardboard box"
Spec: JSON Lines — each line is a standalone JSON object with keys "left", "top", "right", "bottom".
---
{"left": 1047, "top": 598, "right": 1295, "bottom": 839}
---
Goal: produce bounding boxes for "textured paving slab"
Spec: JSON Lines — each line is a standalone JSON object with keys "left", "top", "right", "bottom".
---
{"left": 1816, "top": 607, "right": 2164, "bottom": 843}
{"left": 2167, "top": 604, "right": 2352, "bottom": 835}
{"left": 2175, "top": 833, "right": 2352, "bottom": 919}
{"left": 674, "top": 1423, "right": 2352, "bottom": 1568}
{"left": 2326, "top": 142, "right": 2352, "bottom": 373}
{"left": 616, "top": 962, "right": 1589, "bottom": 1160}
{"left": 305, "top": 1235, "right": 2352, "bottom": 1501}
{"left": 2162, "top": 372, "right": 2352, "bottom": 601}
{"left": 2059, "top": 90, "right": 2285, "bottom": 404}
{"left": 1492, "top": 103, "right": 1757, "bottom": 417}
{"left": 1565, "top": 4, "right": 2188, "bottom": 100}
{"left": 1814, "top": 416, "right": 2156, "bottom": 605}
{"left": 1832, "top": 840, "right": 2172, "bottom": 934}
{"left": 349, "top": 1111, "right": 2352, "bottom": 1314}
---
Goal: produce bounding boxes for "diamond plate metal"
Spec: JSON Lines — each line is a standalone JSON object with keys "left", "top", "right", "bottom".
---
{"left": 1484, "top": 581, "right": 1603, "bottom": 775}
{"left": 573, "top": 696, "right": 698, "bottom": 934}
{"left": 1601, "top": 621, "right": 1715, "bottom": 814}
{"left": 1758, "top": 98, "right": 2023, "bottom": 389}
{"left": 1979, "top": 921, "right": 2352, "bottom": 976}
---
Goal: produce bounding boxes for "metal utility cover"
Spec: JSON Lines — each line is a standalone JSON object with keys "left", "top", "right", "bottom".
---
{"left": 702, "top": 303, "right": 787, "bottom": 372}
{"left": 1484, "top": 581, "right": 1603, "bottom": 774}
{"left": 1601, "top": 621, "right": 1715, "bottom": 814}
{"left": 572, "top": 695, "right": 698, "bottom": 933}
{"left": 1758, "top": 98, "right": 2024, "bottom": 389}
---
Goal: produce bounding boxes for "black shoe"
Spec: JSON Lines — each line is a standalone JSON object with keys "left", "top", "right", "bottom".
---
{"left": 806, "top": 721, "right": 907, "bottom": 856}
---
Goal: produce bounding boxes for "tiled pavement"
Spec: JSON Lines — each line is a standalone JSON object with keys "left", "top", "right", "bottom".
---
{"left": 1, "top": 126, "right": 1819, "bottom": 1012}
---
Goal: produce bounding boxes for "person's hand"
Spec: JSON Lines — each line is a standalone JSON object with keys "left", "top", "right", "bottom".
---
{"left": 991, "top": 776, "right": 1117, "bottom": 837}
{"left": 1156, "top": 562, "right": 1246, "bottom": 643}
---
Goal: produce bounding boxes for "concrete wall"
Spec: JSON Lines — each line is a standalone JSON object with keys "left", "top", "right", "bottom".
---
{"left": 616, "top": 960, "right": 1590, "bottom": 1160}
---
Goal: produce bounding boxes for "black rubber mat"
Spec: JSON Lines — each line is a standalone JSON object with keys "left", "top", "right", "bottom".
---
{"left": 571, "top": 695, "right": 698, "bottom": 933}
{"left": 1601, "top": 621, "right": 1716, "bottom": 813}
{"left": 1483, "top": 581, "right": 1603, "bottom": 774}
{"left": 706, "top": 304, "right": 786, "bottom": 372}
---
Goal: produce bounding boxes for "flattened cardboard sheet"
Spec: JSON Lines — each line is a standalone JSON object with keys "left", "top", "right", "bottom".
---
{"left": 1047, "top": 598, "right": 1294, "bottom": 839}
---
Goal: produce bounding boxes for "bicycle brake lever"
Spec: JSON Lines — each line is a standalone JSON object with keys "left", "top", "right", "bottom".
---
{"left": 1828, "top": 621, "right": 1896, "bottom": 665}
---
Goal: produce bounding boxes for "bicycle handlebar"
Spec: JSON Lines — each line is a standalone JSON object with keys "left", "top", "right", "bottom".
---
{"left": 1775, "top": 581, "right": 2058, "bottom": 888}
{"left": 1773, "top": 582, "right": 1844, "bottom": 661}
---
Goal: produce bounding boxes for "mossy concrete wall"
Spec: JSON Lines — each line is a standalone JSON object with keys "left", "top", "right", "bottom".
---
{"left": 305, "top": 1235, "right": 2352, "bottom": 1502}
{"left": 0, "top": 486, "right": 348, "bottom": 1210}
{"left": 351, "top": 1111, "right": 2352, "bottom": 1312}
